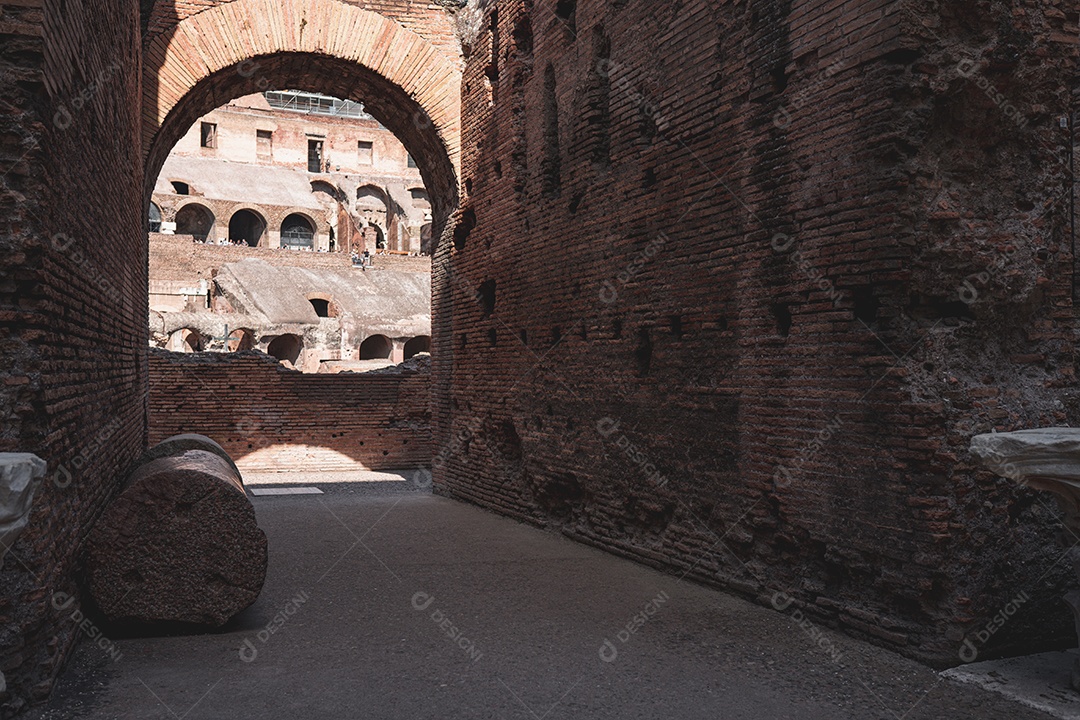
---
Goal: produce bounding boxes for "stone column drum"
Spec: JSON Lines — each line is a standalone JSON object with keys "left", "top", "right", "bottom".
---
{"left": 86, "top": 439, "right": 267, "bottom": 626}
{"left": 970, "top": 428, "right": 1080, "bottom": 690}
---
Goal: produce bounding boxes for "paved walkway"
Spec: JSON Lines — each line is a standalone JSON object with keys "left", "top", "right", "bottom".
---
{"left": 28, "top": 476, "right": 1052, "bottom": 719}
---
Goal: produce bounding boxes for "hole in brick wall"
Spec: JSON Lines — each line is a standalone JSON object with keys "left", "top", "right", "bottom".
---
{"left": 555, "top": 0, "right": 576, "bottom": 33}
{"left": 529, "top": 472, "right": 584, "bottom": 521}
{"left": 493, "top": 160, "right": 503, "bottom": 178}
{"left": 518, "top": 329, "right": 528, "bottom": 345}
{"left": 772, "top": 303, "right": 792, "bottom": 337}
{"left": 476, "top": 279, "right": 496, "bottom": 317}
{"left": 1017, "top": 199, "right": 1035, "bottom": 212}
{"left": 513, "top": 15, "right": 533, "bottom": 55}
{"left": 915, "top": 296, "right": 975, "bottom": 322}
{"left": 635, "top": 327, "right": 652, "bottom": 376}
{"left": 542, "top": 64, "right": 561, "bottom": 197}
{"left": 643, "top": 167, "right": 657, "bottom": 188}
{"left": 551, "top": 326, "right": 562, "bottom": 344}
{"left": 579, "top": 324, "right": 588, "bottom": 340}
{"left": 853, "top": 287, "right": 879, "bottom": 324}
{"left": 640, "top": 108, "right": 658, "bottom": 142}
{"left": 1037, "top": 247, "right": 1051, "bottom": 261}
{"left": 669, "top": 315, "right": 683, "bottom": 338}
{"left": 770, "top": 63, "right": 788, "bottom": 94}
{"left": 458, "top": 333, "right": 468, "bottom": 350}
{"left": 589, "top": 26, "right": 612, "bottom": 167}
{"left": 568, "top": 192, "right": 584, "bottom": 214}
{"left": 453, "top": 208, "right": 476, "bottom": 251}
{"left": 882, "top": 47, "right": 921, "bottom": 64}
{"left": 488, "top": 328, "right": 498, "bottom": 346}
{"left": 465, "top": 178, "right": 474, "bottom": 194}
{"left": 612, "top": 318, "right": 623, "bottom": 339}
{"left": 718, "top": 315, "right": 728, "bottom": 331}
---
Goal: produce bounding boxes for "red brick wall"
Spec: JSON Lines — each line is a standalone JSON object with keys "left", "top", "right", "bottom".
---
{"left": 148, "top": 349, "right": 431, "bottom": 472}
{"left": 145, "top": 0, "right": 464, "bottom": 63}
{"left": 0, "top": 0, "right": 145, "bottom": 713}
{"left": 435, "top": 0, "right": 1078, "bottom": 666}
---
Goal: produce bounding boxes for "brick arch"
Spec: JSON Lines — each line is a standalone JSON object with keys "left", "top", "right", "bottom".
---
{"left": 143, "top": 0, "right": 461, "bottom": 238}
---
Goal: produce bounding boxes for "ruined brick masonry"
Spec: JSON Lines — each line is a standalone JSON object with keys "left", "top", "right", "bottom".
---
{"left": 147, "top": 349, "right": 432, "bottom": 473}
{"left": 1, "top": 0, "right": 1079, "bottom": 715}
{"left": 436, "top": 0, "right": 1080, "bottom": 668}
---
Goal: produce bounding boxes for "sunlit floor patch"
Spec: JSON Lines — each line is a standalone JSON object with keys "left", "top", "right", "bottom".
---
{"left": 249, "top": 487, "right": 324, "bottom": 496}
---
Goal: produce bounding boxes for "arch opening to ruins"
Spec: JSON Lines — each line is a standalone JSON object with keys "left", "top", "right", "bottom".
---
{"left": 280, "top": 213, "right": 316, "bottom": 250}
{"left": 148, "top": 202, "right": 162, "bottom": 232}
{"left": 359, "top": 334, "right": 393, "bottom": 360}
{"left": 227, "top": 328, "right": 256, "bottom": 352}
{"left": 174, "top": 203, "right": 215, "bottom": 241}
{"left": 404, "top": 335, "right": 431, "bottom": 359}
{"left": 266, "top": 334, "right": 303, "bottom": 365}
{"left": 228, "top": 209, "right": 266, "bottom": 247}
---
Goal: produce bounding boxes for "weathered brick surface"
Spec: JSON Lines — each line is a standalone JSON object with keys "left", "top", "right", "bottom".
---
{"left": 434, "top": 0, "right": 1079, "bottom": 666}
{"left": 148, "top": 349, "right": 432, "bottom": 472}
{"left": 0, "top": 0, "right": 144, "bottom": 714}
{"left": 145, "top": 0, "right": 465, "bottom": 63}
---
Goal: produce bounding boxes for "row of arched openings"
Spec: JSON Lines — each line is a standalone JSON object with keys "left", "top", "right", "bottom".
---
{"left": 168, "top": 329, "right": 430, "bottom": 363}
{"left": 150, "top": 203, "right": 314, "bottom": 249}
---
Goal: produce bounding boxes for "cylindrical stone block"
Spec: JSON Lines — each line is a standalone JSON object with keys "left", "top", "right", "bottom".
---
{"left": 86, "top": 449, "right": 267, "bottom": 626}
{"left": 134, "top": 433, "right": 240, "bottom": 478}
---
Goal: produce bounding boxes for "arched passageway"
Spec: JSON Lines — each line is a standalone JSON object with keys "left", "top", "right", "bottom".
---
{"left": 280, "top": 214, "right": 316, "bottom": 250}
{"left": 267, "top": 334, "right": 303, "bottom": 365}
{"left": 359, "top": 335, "right": 393, "bottom": 360}
{"left": 228, "top": 329, "right": 256, "bottom": 352}
{"left": 168, "top": 328, "right": 204, "bottom": 353}
{"left": 404, "top": 335, "right": 431, "bottom": 359}
{"left": 174, "top": 203, "right": 214, "bottom": 240}
{"left": 228, "top": 209, "right": 266, "bottom": 246}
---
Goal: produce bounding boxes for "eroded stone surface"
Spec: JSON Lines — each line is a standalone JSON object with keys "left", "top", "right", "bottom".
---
{"left": 86, "top": 450, "right": 267, "bottom": 626}
{"left": 135, "top": 433, "right": 240, "bottom": 479}
{"left": 0, "top": 453, "right": 47, "bottom": 566}
{"left": 971, "top": 429, "right": 1080, "bottom": 486}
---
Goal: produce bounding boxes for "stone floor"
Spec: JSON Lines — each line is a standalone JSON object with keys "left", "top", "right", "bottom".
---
{"left": 26, "top": 473, "right": 1057, "bottom": 719}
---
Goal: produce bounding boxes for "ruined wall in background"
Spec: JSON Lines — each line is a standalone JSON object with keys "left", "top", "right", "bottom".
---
{"left": 0, "top": 0, "right": 144, "bottom": 714}
{"left": 148, "top": 350, "right": 432, "bottom": 472}
{"left": 149, "top": 233, "right": 432, "bottom": 282}
{"left": 436, "top": 0, "right": 1078, "bottom": 666}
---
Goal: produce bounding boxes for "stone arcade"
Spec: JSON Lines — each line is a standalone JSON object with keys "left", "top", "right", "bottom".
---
{"left": 0, "top": 0, "right": 1078, "bottom": 716}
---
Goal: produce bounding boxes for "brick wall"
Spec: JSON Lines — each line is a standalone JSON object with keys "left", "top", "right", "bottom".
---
{"left": 145, "top": 0, "right": 465, "bottom": 64}
{"left": 435, "top": 0, "right": 1079, "bottom": 666}
{"left": 148, "top": 349, "right": 431, "bottom": 473}
{"left": 0, "top": 0, "right": 145, "bottom": 714}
